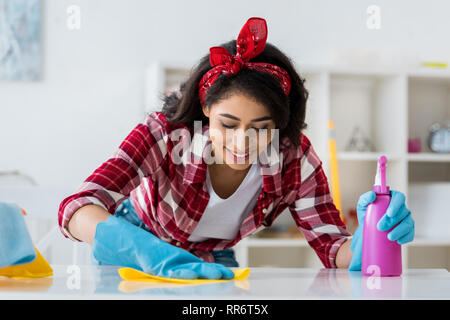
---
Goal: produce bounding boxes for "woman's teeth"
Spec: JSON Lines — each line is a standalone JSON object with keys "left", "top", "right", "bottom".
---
{"left": 226, "top": 147, "right": 248, "bottom": 157}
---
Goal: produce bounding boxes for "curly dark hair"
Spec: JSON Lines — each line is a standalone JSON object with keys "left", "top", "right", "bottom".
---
{"left": 159, "top": 39, "right": 309, "bottom": 148}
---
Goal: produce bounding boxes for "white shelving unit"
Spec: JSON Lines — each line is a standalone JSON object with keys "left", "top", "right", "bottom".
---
{"left": 146, "top": 60, "right": 450, "bottom": 270}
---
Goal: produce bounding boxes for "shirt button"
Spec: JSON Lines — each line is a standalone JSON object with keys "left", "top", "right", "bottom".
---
{"left": 123, "top": 209, "right": 128, "bottom": 213}
{"left": 262, "top": 208, "right": 268, "bottom": 214}
{"left": 175, "top": 241, "right": 182, "bottom": 247}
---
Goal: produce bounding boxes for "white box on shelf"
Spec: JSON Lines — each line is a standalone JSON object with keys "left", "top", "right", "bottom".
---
{"left": 408, "top": 182, "right": 450, "bottom": 239}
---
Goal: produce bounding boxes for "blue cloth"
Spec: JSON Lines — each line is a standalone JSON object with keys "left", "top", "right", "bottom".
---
{"left": 0, "top": 202, "right": 36, "bottom": 268}
{"left": 94, "top": 198, "right": 239, "bottom": 268}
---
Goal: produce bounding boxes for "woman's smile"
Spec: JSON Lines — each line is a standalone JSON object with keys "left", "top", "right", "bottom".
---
{"left": 224, "top": 146, "right": 251, "bottom": 162}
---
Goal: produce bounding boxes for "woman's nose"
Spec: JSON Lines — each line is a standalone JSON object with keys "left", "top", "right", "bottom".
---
{"left": 232, "top": 128, "right": 249, "bottom": 152}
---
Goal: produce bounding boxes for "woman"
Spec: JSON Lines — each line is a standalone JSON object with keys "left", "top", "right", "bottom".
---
{"left": 58, "top": 17, "right": 414, "bottom": 279}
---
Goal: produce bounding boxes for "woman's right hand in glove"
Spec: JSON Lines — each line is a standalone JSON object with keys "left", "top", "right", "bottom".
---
{"left": 92, "top": 215, "right": 234, "bottom": 280}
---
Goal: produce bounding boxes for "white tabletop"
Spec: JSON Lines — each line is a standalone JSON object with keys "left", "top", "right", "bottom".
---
{"left": 0, "top": 265, "right": 449, "bottom": 300}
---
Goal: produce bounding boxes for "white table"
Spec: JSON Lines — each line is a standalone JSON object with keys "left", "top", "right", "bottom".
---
{"left": 0, "top": 266, "right": 449, "bottom": 300}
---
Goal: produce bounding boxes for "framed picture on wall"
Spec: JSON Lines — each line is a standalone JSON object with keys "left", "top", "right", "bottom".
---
{"left": 0, "top": 0, "right": 41, "bottom": 81}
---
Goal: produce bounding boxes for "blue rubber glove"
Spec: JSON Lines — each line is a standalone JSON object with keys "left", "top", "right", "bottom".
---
{"left": 0, "top": 202, "right": 36, "bottom": 268}
{"left": 348, "top": 190, "right": 415, "bottom": 271}
{"left": 93, "top": 215, "right": 235, "bottom": 280}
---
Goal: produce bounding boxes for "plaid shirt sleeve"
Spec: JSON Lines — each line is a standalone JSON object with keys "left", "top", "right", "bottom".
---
{"left": 57, "top": 112, "right": 169, "bottom": 241}
{"left": 288, "top": 137, "right": 352, "bottom": 268}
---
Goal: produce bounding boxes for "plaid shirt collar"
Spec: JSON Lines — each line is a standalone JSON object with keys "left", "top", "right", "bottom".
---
{"left": 181, "top": 122, "right": 284, "bottom": 197}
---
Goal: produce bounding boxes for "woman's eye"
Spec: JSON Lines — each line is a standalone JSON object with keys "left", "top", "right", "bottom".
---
{"left": 221, "top": 122, "right": 269, "bottom": 130}
{"left": 221, "top": 122, "right": 236, "bottom": 129}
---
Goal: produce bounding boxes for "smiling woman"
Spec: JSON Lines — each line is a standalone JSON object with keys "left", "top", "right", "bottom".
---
{"left": 59, "top": 18, "right": 356, "bottom": 280}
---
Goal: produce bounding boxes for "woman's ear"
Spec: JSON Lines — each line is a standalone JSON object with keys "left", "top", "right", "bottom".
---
{"left": 202, "top": 105, "right": 210, "bottom": 118}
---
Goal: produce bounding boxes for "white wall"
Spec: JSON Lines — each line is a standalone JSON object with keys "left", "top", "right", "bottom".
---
{"left": 1, "top": 0, "right": 450, "bottom": 189}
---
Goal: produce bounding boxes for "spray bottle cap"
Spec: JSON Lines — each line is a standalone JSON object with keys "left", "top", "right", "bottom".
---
{"left": 373, "top": 155, "right": 390, "bottom": 194}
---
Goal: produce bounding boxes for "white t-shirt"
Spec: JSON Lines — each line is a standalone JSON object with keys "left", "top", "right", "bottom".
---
{"left": 188, "top": 162, "right": 263, "bottom": 242}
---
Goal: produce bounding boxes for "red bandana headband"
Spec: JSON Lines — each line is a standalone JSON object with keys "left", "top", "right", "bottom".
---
{"left": 198, "top": 17, "right": 292, "bottom": 106}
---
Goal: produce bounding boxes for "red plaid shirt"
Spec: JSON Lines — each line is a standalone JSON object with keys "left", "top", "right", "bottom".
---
{"left": 58, "top": 112, "right": 351, "bottom": 267}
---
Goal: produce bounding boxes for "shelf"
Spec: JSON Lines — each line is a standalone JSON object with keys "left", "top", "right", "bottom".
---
{"left": 407, "top": 69, "right": 450, "bottom": 79}
{"left": 407, "top": 153, "right": 450, "bottom": 162}
{"left": 300, "top": 65, "right": 450, "bottom": 79}
{"left": 408, "top": 181, "right": 450, "bottom": 239}
{"left": 330, "top": 73, "right": 407, "bottom": 155}
{"left": 408, "top": 162, "right": 450, "bottom": 183}
{"left": 407, "top": 76, "right": 449, "bottom": 154}
{"left": 406, "top": 237, "right": 450, "bottom": 246}
{"left": 337, "top": 152, "right": 403, "bottom": 161}
{"left": 246, "top": 238, "right": 308, "bottom": 247}
{"left": 244, "top": 237, "right": 450, "bottom": 248}
{"left": 336, "top": 152, "right": 450, "bottom": 162}
{"left": 146, "top": 60, "right": 450, "bottom": 270}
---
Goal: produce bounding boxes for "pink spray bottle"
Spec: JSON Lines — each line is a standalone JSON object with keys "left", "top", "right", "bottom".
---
{"left": 361, "top": 155, "right": 402, "bottom": 277}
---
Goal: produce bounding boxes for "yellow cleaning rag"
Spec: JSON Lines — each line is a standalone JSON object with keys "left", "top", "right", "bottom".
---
{"left": 118, "top": 267, "right": 250, "bottom": 285}
{"left": 0, "top": 247, "right": 53, "bottom": 279}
